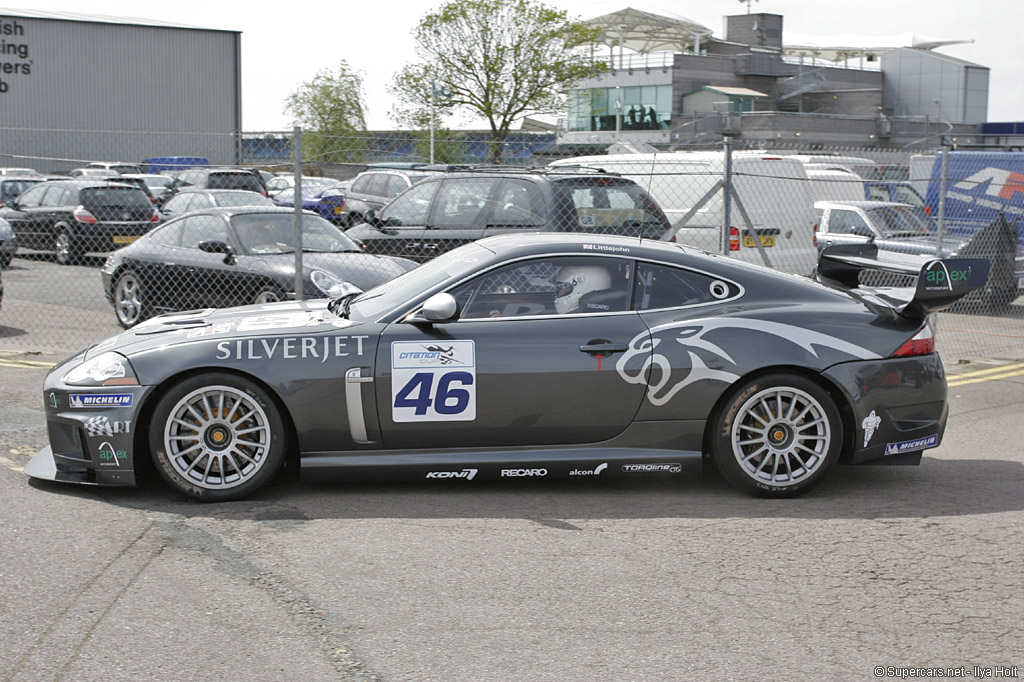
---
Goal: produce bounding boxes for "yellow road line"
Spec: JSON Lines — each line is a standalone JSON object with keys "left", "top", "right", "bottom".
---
{"left": 948, "top": 368, "right": 1024, "bottom": 387}
{"left": 0, "top": 358, "right": 55, "bottom": 369}
{"left": 947, "top": 361, "right": 1024, "bottom": 379}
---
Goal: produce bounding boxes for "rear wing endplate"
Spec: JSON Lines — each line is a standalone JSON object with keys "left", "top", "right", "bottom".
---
{"left": 816, "top": 243, "right": 990, "bottom": 318}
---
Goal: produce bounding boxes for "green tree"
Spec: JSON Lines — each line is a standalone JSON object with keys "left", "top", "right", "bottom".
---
{"left": 285, "top": 61, "right": 367, "bottom": 164}
{"left": 391, "top": 0, "right": 605, "bottom": 163}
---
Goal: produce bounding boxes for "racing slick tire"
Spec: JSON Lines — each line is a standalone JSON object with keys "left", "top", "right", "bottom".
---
{"left": 149, "top": 373, "right": 287, "bottom": 502}
{"left": 711, "top": 373, "right": 842, "bottom": 498}
{"left": 113, "top": 270, "right": 151, "bottom": 329}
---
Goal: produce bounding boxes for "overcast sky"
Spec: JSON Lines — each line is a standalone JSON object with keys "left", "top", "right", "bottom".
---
{"left": 12, "top": 0, "right": 1023, "bottom": 130}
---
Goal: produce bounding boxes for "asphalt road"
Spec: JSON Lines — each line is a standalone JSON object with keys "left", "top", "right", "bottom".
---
{"left": 1, "top": 252, "right": 1023, "bottom": 681}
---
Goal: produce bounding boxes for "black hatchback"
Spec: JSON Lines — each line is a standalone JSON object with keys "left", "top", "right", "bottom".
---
{"left": 345, "top": 166, "right": 671, "bottom": 262}
{"left": 0, "top": 180, "right": 159, "bottom": 265}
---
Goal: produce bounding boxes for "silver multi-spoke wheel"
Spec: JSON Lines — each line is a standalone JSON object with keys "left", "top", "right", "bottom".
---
{"left": 731, "top": 387, "right": 829, "bottom": 486}
{"left": 713, "top": 374, "right": 842, "bottom": 497}
{"left": 114, "top": 271, "right": 146, "bottom": 328}
{"left": 55, "top": 232, "right": 72, "bottom": 265}
{"left": 253, "top": 287, "right": 282, "bottom": 305}
{"left": 163, "top": 385, "right": 272, "bottom": 490}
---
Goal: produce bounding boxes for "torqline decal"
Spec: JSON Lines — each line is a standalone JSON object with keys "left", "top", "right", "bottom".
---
{"left": 391, "top": 341, "right": 476, "bottom": 422}
{"left": 616, "top": 318, "right": 881, "bottom": 406}
{"left": 862, "top": 410, "right": 882, "bottom": 447}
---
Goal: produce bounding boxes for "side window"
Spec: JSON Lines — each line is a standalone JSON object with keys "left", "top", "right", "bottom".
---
{"left": 189, "top": 194, "right": 214, "bottom": 210}
{"left": 379, "top": 181, "right": 438, "bottom": 226}
{"left": 450, "top": 256, "right": 632, "bottom": 319}
{"left": 364, "top": 174, "right": 387, "bottom": 197}
{"left": 827, "top": 209, "right": 869, "bottom": 236}
{"left": 434, "top": 178, "right": 497, "bottom": 229}
{"left": 41, "top": 186, "right": 71, "bottom": 207}
{"left": 161, "top": 194, "right": 189, "bottom": 215}
{"left": 385, "top": 174, "right": 410, "bottom": 199}
{"left": 179, "top": 215, "right": 229, "bottom": 250}
{"left": 16, "top": 184, "right": 48, "bottom": 208}
{"left": 488, "top": 180, "right": 545, "bottom": 227}
{"left": 634, "top": 262, "right": 739, "bottom": 310}
{"left": 147, "top": 220, "right": 185, "bottom": 247}
{"left": 866, "top": 185, "right": 889, "bottom": 201}
{"left": 350, "top": 174, "right": 372, "bottom": 194}
{"left": 567, "top": 184, "right": 649, "bottom": 232}
{"left": 894, "top": 186, "right": 923, "bottom": 207}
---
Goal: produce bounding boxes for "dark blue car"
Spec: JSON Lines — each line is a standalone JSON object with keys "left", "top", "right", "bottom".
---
{"left": 267, "top": 176, "right": 348, "bottom": 225}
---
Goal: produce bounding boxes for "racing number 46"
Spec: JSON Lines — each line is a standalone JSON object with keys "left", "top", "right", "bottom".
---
{"left": 394, "top": 371, "right": 474, "bottom": 416}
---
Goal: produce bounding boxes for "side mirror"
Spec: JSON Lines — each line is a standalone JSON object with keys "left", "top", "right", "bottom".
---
{"left": 364, "top": 209, "right": 378, "bottom": 226}
{"left": 406, "top": 292, "right": 458, "bottom": 324}
{"left": 198, "top": 240, "right": 236, "bottom": 264}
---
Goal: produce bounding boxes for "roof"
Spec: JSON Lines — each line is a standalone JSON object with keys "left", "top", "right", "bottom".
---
{"left": 682, "top": 86, "right": 768, "bottom": 98}
{"left": 0, "top": 7, "right": 234, "bottom": 32}
{"left": 582, "top": 6, "right": 712, "bottom": 53}
{"left": 783, "top": 31, "right": 976, "bottom": 64}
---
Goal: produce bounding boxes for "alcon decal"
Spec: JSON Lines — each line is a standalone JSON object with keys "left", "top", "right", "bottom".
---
{"left": 569, "top": 463, "right": 608, "bottom": 476}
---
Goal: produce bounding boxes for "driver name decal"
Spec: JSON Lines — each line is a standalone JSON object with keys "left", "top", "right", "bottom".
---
{"left": 392, "top": 341, "right": 476, "bottom": 422}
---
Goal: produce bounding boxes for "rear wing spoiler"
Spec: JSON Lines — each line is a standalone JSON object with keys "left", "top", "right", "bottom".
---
{"left": 815, "top": 243, "right": 990, "bottom": 318}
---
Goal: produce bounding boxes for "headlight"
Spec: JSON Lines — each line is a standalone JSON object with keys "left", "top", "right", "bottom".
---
{"left": 63, "top": 352, "right": 139, "bottom": 386}
{"left": 310, "top": 269, "right": 353, "bottom": 298}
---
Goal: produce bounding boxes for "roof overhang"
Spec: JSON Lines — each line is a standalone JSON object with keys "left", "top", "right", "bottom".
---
{"left": 583, "top": 6, "right": 713, "bottom": 53}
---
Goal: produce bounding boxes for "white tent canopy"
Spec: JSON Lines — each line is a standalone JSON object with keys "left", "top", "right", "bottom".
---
{"left": 583, "top": 6, "right": 713, "bottom": 54}
{"left": 782, "top": 31, "right": 974, "bottom": 63}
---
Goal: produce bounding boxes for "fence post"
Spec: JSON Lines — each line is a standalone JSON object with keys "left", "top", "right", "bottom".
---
{"left": 722, "top": 134, "right": 734, "bottom": 254}
{"left": 936, "top": 145, "right": 949, "bottom": 258}
{"left": 293, "top": 125, "right": 304, "bottom": 301}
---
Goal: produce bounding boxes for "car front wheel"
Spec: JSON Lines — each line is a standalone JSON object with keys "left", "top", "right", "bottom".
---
{"left": 711, "top": 373, "right": 842, "bottom": 497}
{"left": 252, "top": 285, "right": 285, "bottom": 305}
{"left": 149, "top": 374, "right": 287, "bottom": 501}
{"left": 54, "top": 230, "right": 82, "bottom": 265}
{"left": 113, "top": 270, "right": 150, "bottom": 328}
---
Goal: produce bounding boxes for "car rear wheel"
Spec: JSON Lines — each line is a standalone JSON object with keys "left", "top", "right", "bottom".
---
{"left": 252, "top": 285, "right": 285, "bottom": 305}
{"left": 149, "top": 374, "right": 287, "bottom": 501}
{"left": 712, "top": 373, "right": 842, "bottom": 498}
{"left": 113, "top": 270, "right": 150, "bottom": 328}
{"left": 54, "top": 230, "right": 82, "bottom": 265}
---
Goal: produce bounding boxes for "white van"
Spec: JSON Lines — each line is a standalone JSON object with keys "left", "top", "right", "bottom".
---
{"left": 804, "top": 168, "right": 865, "bottom": 203}
{"left": 550, "top": 151, "right": 818, "bottom": 275}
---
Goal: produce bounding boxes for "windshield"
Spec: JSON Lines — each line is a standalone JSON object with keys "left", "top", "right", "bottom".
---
{"left": 865, "top": 206, "right": 935, "bottom": 238}
{"left": 347, "top": 242, "right": 493, "bottom": 321}
{"left": 231, "top": 213, "right": 361, "bottom": 254}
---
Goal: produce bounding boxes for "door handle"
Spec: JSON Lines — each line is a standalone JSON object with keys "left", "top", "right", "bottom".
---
{"left": 580, "top": 342, "right": 628, "bottom": 355}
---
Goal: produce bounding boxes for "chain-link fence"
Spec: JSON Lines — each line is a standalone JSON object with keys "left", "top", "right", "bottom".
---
{"left": 1, "top": 128, "right": 1021, "bottom": 364}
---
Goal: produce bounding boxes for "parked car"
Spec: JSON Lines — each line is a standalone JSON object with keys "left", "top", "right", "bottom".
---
{"left": 814, "top": 200, "right": 1023, "bottom": 308}
{"left": 0, "top": 175, "right": 45, "bottom": 208}
{"left": 87, "top": 161, "right": 144, "bottom": 175}
{"left": 346, "top": 166, "right": 671, "bottom": 262}
{"left": 161, "top": 168, "right": 268, "bottom": 205}
{"left": 0, "top": 216, "right": 15, "bottom": 268}
{"left": 101, "top": 206, "right": 418, "bottom": 328}
{"left": 0, "top": 180, "right": 159, "bottom": 264}
{"left": 0, "top": 167, "right": 40, "bottom": 176}
{"left": 267, "top": 176, "right": 349, "bottom": 224}
{"left": 159, "top": 188, "right": 274, "bottom": 221}
{"left": 27, "top": 232, "right": 986, "bottom": 501}
{"left": 120, "top": 174, "right": 173, "bottom": 203}
{"left": 69, "top": 168, "right": 122, "bottom": 179}
{"left": 864, "top": 181, "right": 927, "bottom": 210}
{"left": 340, "top": 167, "right": 441, "bottom": 227}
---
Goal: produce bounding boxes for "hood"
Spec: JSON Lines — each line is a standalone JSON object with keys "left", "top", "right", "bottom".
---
{"left": 238, "top": 252, "right": 416, "bottom": 293}
{"left": 84, "top": 299, "right": 367, "bottom": 361}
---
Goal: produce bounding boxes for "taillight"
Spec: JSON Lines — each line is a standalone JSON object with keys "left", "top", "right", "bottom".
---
{"left": 891, "top": 323, "right": 935, "bottom": 357}
{"left": 729, "top": 226, "right": 740, "bottom": 251}
{"left": 813, "top": 223, "right": 818, "bottom": 248}
{"left": 924, "top": 206, "right": 931, "bottom": 215}
{"left": 73, "top": 207, "right": 98, "bottom": 224}
{"left": 150, "top": 211, "right": 160, "bottom": 223}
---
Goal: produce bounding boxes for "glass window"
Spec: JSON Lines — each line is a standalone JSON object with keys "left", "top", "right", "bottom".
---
{"left": 179, "top": 215, "right": 230, "bottom": 250}
{"left": 866, "top": 185, "right": 889, "bottom": 201}
{"left": 827, "top": 209, "right": 871, "bottom": 236}
{"left": 633, "top": 262, "right": 738, "bottom": 310}
{"left": 433, "top": 178, "right": 497, "bottom": 229}
{"left": 487, "top": 179, "right": 545, "bottom": 227}
{"left": 893, "top": 186, "right": 924, "bottom": 208}
{"left": 379, "top": 180, "right": 438, "bottom": 227}
{"left": 562, "top": 181, "right": 654, "bottom": 232}
{"left": 80, "top": 187, "right": 152, "bottom": 209}
{"left": 41, "top": 186, "right": 72, "bottom": 207}
{"left": 450, "top": 256, "right": 633, "bottom": 319}
{"left": 350, "top": 174, "right": 372, "bottom": 193}
{"left": 385, "top": 174, "right": 410, "bottom": 198}
{"left": 231, "top": 213, "right": 360, "bottom": 254}
{"left": 161, "top": 194, "right": 190, "bottom": 215}
{"left": 15, "top": 184, "right": 48, "bottom": 208}
{"left": 147, "top": 220, "right": 185, "bottom": 247}
{"left": 364, "top": 174, "right": 387, "bottom": 197}
{"left": 189, "top": 194, "right": 214, "bottom": 210}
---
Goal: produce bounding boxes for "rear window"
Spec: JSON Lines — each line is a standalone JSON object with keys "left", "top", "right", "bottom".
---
{"left": 1, "top": 179, "right": 41, "bottom": 199}
{"left": 213, "top": 191, "right": 274, "bottom": 207}
{"left": 557, "top": 180, "right": 659, "bottom": 231}
{"left": 80, "top": 187, "right": 153, "bottom": 209}
{"left": 207, "top": 172, "right": 264, "bottom": 192}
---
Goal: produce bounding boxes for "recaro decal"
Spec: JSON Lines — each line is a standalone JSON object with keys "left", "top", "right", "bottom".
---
{"left": 616, "top": 318, "right": 880, "bottom": 406}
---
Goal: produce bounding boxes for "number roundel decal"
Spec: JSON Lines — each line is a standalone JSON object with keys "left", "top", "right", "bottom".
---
{"left": 391, "top": 341, "right": 476, "bottom": 422}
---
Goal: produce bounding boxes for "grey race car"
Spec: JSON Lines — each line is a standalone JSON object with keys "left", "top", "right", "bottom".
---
{"left": 25, "top": 233, "right": 989, "bottom": 501}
